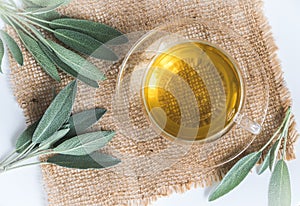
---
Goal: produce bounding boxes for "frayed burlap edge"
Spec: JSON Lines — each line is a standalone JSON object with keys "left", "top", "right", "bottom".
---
{"left": 254, "top": 0, "right": 298, "bottom": 161}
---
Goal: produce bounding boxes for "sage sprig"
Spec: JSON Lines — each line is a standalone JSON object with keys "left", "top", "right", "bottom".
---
{"left": 0, "top": 0, "right": 127, "bottom": 87}
{"left": 209, "top": 108, "right": 292, "bottom": 206}
{"left": 0, "top": 80, "right": 120, "bottom": 172}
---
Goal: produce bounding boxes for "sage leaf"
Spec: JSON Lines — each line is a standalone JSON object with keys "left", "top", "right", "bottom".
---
{"left": 258, "top": 149, "right": 271, "bottom": 175}
{"left": 208, "top": 152, "right": 262, "bottom": 201}
{"left": 18, "top": 31, "right": 61, "bottom": 81}
{"left": 66, "top": 108, "right": 107, "bottom": 138}
{"left": 26, "top": 0, "right": 70, "bottom": 7}
{"left": 0, "top": 38, "right": 4, "bottom": 73}
{"left": 32, "top": 80, "right": 77, "bottom": 143}
{"left": 50, "top": 18, "right": 128, "bottom": 44}
{"left": 24, "top": 1, "right": 67, "bottom": 15}
{"left": 269, "top": 139, "right": 281, "bottom": 171}
{"left": 53, "top": 108, "right": 107, "bottom": 147}
{"left": 15, "top": 120, "right": 39, "bottom": 153}
{"left": 53, "top": 131, "right": 115, "bottom": 156}
{"left": 47, "top": 40, "right": 105, "bottom": 82}
{"left": 23, "top": 0, "right": 41, "bottom": 8}
{"left": 39, "top": 128, "right": 70, "bottom": 150}
{"left": 47, "top": 152, "right": 120, "bottom": 169}
{"left": 0, "top": 30, "right": 23, "bottom": 65}
{"left": 268, "top": 160, "right": 291, "bottom": 206}
{"left": 0, "top": 15, "right": 12, "bottom": 26}
{"left": 38, "top": 42, "right": 99, "bottom": 88}
{"left": 54, "top": 29, "right": 118, "bottom": 60}
{"left": 33, "top": 10, "right": 60, "bottom": 20}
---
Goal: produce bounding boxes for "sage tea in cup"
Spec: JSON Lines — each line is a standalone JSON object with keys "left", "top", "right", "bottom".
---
{"left": 142, "top": 41, "right": 244, "bottom": 141}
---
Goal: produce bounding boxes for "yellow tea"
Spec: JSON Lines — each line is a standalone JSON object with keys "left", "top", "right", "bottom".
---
{"left": 142, "top": 41, "right": 243, "bottom": 141}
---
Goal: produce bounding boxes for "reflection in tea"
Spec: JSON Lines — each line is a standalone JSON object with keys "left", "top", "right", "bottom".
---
{"left": 142, "top": 41, "right": 243, "bottom": 141}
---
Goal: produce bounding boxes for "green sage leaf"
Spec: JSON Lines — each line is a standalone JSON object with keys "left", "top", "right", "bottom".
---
{"left": 54, "top": 29, "right": 118, "bottom": 60}
{"left": 0, "top": 30, "right": 23, "bottom": 65}
{"left": 30, "top": 10, "right": 61, "bottom": 21}
{"left": 67, "top": 108, "right": 107, "bottom": 138}
{"left": 268, "top": 160, "right": 291, "bottom": 206}
{"left": 15, "top": 120, "right": 39, "bottom": 153}
{"left": 23, "top": 0, "right": 41, "bottom": 8}
{"left": 23, "top": 9, "right": 60, "bottom": 28}
{"left": 38, "top": 42, "right": 99, "bottom": 88}
{"left": 0, "top": 38, "right": 4, "bottom": 73}
{"left": 47, "top": 152, "right": 120, "bottom": 169}
{"left": 26, "top": 0, "right": 70, "bottom": 7}
{"left": 47, "top": 40, "right": 105, "bottom": 82}
{"left": 269, "top": 139, "right": 281, "bottom": 171}
{"left": 24, "top": 3, "right": 64, "bottom": 15}
{"left": 53, "top": 131, "right": 115, "bottom": 156}
{"left": 0, "top": 15, "right": 12, "bottom": 26}
{"left": 208, "top": 152, "right": 262, "bottom": 201}
{"left": 53, "top": 108, "right": 107, "bottom": 147}
{"left": 18, "top": 31, "right": 60, "bottom": 81}
{"left": 258, "top": 148, "right": 271, "bottom": 175}
{"left": 32, "top": 80, "right": 77, "bottom": 143}
{"left": 50, "top": 18, "right": 128, "bottom": 44}
{"left": 39, "top": 128, "right": 70, "bottom": 150}
{"left": 24, "top": 0, "right": 68, "bottom": 14}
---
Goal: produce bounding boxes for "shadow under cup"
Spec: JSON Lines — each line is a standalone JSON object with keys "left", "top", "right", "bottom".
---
{"left": 113, "top": 19, "right": 269, "bottom": 170}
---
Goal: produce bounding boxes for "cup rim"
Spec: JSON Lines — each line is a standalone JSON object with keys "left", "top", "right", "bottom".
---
{"left": 138, "top": 38, "right": 246, "bottom": 144}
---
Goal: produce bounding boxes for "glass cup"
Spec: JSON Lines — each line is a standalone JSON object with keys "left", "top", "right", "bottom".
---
{"left": 113, "top": 18, "right": 269, "bottom": 172}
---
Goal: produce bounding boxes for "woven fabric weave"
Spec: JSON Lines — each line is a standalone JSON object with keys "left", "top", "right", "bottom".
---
{"left": 8, "top": 0, "right": 298, "bottom": 205}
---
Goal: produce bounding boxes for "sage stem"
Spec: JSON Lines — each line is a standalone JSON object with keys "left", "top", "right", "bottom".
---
{"left": 0, "top": 150, "right": 17, "bottom": 165}
{"left": 259, "top": 108, "right": 291, "bottom": 152}
{"left": 282, "top": 112, "right": 292, "bottom": 159}
{"left": 4, "top": 161, "right": 48, "bottom": 172}
{"left": 4, "top": 143, "right": 35, "bottom": 167}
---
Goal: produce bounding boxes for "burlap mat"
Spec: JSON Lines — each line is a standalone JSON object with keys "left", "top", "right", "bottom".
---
{"left": 8, "top": 0, "right": 298, "bottom": 205}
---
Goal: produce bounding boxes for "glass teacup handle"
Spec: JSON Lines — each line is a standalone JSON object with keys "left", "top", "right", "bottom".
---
{"left": 234, "top": 113, "right": 261, "bottom": 135}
